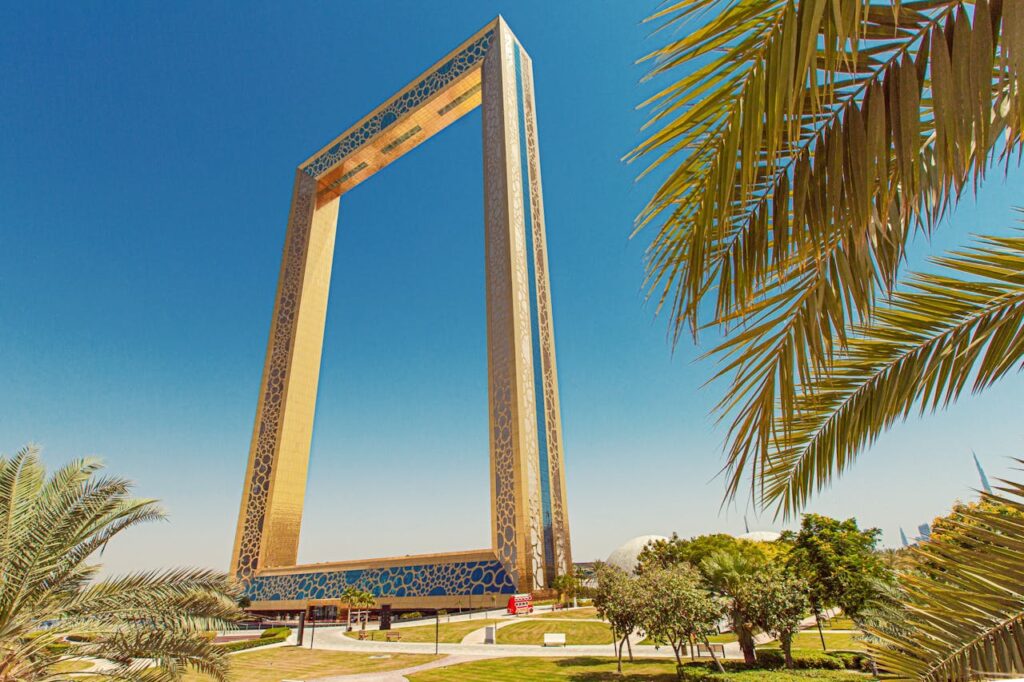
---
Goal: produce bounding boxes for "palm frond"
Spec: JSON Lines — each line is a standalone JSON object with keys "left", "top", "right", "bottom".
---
{"left": 870, "top": 471, "right": 1024, "bottom": 680}
{"left": 631, "top": 0, "right": 1024, "bottom": 510}
{"left": 761, "top": 231, "right": 1024, "bottom": 516}
{"left": 0, "top": 446, "right": 242, "bottom": 681}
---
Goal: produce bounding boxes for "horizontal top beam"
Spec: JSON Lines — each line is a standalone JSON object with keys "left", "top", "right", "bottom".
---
{"left": 300, "top": 17, "right": 505, "bottom": 203}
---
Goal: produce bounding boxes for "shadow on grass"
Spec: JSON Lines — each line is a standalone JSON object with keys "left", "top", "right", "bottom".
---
{"left": 553, "top": 657, "right": 611, "bottom": 668}
{"left": 551, "top": 657, "right": 679, "bottom": 681}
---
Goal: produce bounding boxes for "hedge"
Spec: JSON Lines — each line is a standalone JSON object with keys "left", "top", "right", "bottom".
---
{"left": 752, "top": 649, "right": 844, "bottom": 670}
{"left": 676, "top": 650, "right": 850, "bottom": 681}
{"left": 677, "top": 668, "right": 864, "bottom": 681}
{"left": 220, "top": 635, "right": 286, "bottom": 652}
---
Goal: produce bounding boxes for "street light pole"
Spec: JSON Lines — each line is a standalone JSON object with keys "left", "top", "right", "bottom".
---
{"left": 434, "top": 610, "right": 439, "bottom": 655}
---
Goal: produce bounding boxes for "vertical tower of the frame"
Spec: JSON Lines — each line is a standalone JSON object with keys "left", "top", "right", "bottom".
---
{"left": 516, "top": 35, "right": 573, "bottom": 583}
{"left": 231, "top": 171, "right": 340, "bottom": 580}
{"left": 483, "top": 19, "right": 572, "bottom": 592}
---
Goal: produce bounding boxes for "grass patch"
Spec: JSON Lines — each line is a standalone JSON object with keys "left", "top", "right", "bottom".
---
{"left": 822, "top": 617, "right": 857, "bottom": 630}
{"left": 640, "top": 631, "right": 736, "bottom": 646}
{"left": 410, "top": 656, "right": 679, "bottom": 681}
{"left": 181, "top": 648, "right": 438, "bottom": 681}
{"left": 50, "top": 660, "right": 93, "bottom": 673}
{"left": 534, "top": 607, "right": 602, "bottom": 620}
{"left": 495, "top": 620, "right": 614, "bottom": 646}
{"left": 763, "top": 631, "right": 866, "bottom": 652}
{"left": 344, "top": 619, "right": 499, "bottom": 643}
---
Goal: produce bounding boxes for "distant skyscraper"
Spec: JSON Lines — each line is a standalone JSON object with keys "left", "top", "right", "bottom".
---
{"left": 899, "top": 527, "right": 910, "bottom": 548}
{"left": 973, "top": 451, "right": 993, "bottom": 494}
{"left": 917, "top": 523, "right": 932, "bottom": 542}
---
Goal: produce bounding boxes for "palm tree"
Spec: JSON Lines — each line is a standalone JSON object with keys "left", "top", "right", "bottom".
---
{"left": 0, "top": 445, "right": 241, "bottom": 681}
{"left": 341, "top": 587, "right": 375, "bottom": 631}
{"left": 630, "top": 0, "right": 1024, "bottom": 517}
{"left": 700, "top": 550, "right": 763, "bottom": 664}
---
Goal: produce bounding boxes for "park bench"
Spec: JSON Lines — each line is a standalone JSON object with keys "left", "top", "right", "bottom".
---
{"left": 385, "top": 630, "right": 401, "bottom": 642}
{"left": 695, "top": 643, "right": 726, "bottom": 658}
{"left": 543, "top": 633, "right": 566, "bottom": 647}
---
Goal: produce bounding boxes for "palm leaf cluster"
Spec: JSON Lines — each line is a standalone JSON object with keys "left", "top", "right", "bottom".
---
{"left": 631, "top": 0, "right": 1024, "bottom": 514}
{"left": 766, "top": 232, "right": 1024, "bottom": 513}
{"left": 870, "top": 468, "right": 1024, "bottom": 680}
{"left": 0, "top": 445, "right": 241, "bottom": 681}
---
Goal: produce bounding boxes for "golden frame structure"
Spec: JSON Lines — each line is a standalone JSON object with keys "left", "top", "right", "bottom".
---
{"left": 231, "top": 17, "right": 571, "bottom": 611}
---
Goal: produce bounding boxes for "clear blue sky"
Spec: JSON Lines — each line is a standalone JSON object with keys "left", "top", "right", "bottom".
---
{"left": 2, "top": 1, "right": 1022, "bottom": 575}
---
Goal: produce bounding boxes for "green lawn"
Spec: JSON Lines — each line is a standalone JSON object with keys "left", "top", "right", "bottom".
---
{"left": 639, "top": 631, "right": 737, "bottom": 646}
{"left": 763, "top": 631, "right": 867, "bottom": 652}
{"left": 50, "top": 660, "right": 93, "bottom": 673}
{"left": 180, "top": 648, "right": 438, "bottom": 681}
{"left": 534, "top": 606, "right": 602, "bottom": 620}
{"left": 411, "top": 656, "right": 679, "bottom": 681}
{"left": 822, "top": 617, "right": 857, "bottom": 630}
{"left": 495, "top": 620, "right": 614, "bottom": 646}
{"left": 344, "top": 619, "right": 499, "bottom": 643}
{"left": 409, "top": 656, "right": 870, "bottom": 681}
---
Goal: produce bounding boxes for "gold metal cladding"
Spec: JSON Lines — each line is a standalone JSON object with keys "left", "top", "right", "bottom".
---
{"left": 232, "top": 16, "right": 571, "bottom": 601}
{"left": 519, "top": 48, "right": 572, "bottom": 579}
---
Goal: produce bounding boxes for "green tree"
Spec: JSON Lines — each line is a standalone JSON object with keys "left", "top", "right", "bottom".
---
{"left": 0, "top": 445, "right": 241, "bottom": 681}
{"left": 550, "top": 570, "right": 582, "bottom": 606}
{"left": 783, "top": 514, "right": 888, "bottom": 648}
{"left": 341, "top": 587, "right": 376, "bottom": 631}
{"left": 746, "top": 570, "right": 810, "bottom": 669}
{"left": 630, "top": 0, "right": 1024, "bottom": 519}
{"left": 592, "top": 563, "right": 643, "bottom": 673}
{"left": 638, "top": 533, "right": 777, "bottom": 574}
{"left": 637, "top": 565, "right": 727, "bottom": 672}
{"left": 700, "top": 549, "right": 766, "bottom": 665}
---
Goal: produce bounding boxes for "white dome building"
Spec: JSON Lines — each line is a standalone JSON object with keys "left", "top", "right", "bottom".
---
{"left": 606, "top": 535, "right": 669, "bottom": 573}
{"left": 736, "top": 530, "right": 782, "bottom": 543}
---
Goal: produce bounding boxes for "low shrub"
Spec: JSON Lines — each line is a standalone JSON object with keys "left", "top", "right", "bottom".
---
{"left": 398, "top": 611, "right": 423, "bottom": 621}
{"left": 220, "top": 636, "right": 286, "bottom": 652}
{"left": 260, "top": 626, "right": 290, "bottom": 639}
{"left": 828, "top": 650, "right": 872, "bottom": 670}
{"left": 753, "top": 649, "right": 844, "bottom": 670}
{"left": 677, "top": 664, "right": 863, "bottom": 680}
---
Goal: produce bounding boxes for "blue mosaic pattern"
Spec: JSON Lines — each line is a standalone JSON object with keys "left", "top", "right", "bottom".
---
{"left": 302, "top": 30, "right": 494, "bottom": 179}
{"left": 246, "top": 559, "right": 517, "bottom": 602}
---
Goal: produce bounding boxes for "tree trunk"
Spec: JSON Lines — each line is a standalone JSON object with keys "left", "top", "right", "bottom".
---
{"left": 615, "top": 635, "right": 623, "bottom": 673}
{"left": 737, "top": 626, "right": 756, "bottom": 665}
{"left": 781, "top": 632, "right": 794, "bottom": 669}
{"left": 815, "top": 610, "right": 827, "bottom": 651}
{"left": 670, "top": 638, "right": 682, "bottom": 665}
{"left": 625, "top": 633, "right": 633, "bottom": 662}
{"left": 702, "top": 636, "right": 725, "bottom": 673}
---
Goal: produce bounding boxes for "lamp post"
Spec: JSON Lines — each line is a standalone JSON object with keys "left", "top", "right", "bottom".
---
{"left": 434, "top": 610, "right": 439, "bottom": 655}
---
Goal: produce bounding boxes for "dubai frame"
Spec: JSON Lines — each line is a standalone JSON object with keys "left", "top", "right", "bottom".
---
{"left": 232, "top": 18, "right": 572, "bottom": 612}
